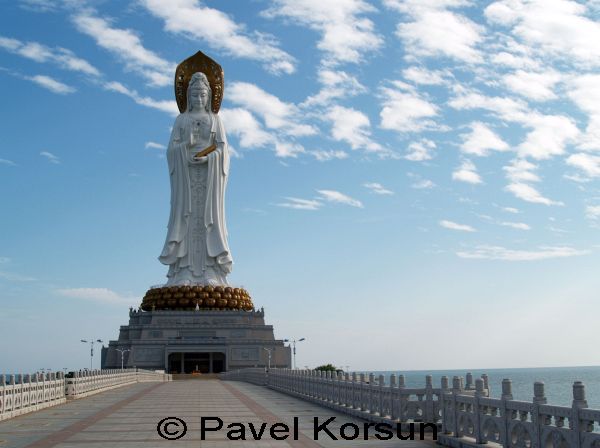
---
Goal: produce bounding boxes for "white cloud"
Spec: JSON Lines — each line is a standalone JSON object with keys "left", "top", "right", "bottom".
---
{"left": 274, "top": 141, "right": 305, "bottom": 158}
{"left": 228, "top": 82, "right": 316, "bottom": 137}
{"left": 460, "top": 122, "right": 509, "bottom": 156}
{"left": 317, "top": 189, "right": 363, "bottom": 208}
{"left": 500, "top": 221, "right": 531, "bottom": 230}
{"left": 28, "top": 75, "right": 75, "bottom": 94}
{"left": 568, "top": 74, "right": 600, "bottom": 151}
{"left": 404, "top": 139, "right": 436, "bottom": 161}
{"left": 220, "top": 107, "right": 274, "bottom": 149}
{"left": 504, "top": 158, "right": 541, "bottom": 183}
{"left": 0, "top": 158, "right": 17, "bottom": 166}
{"left": 439, "top": 219, "right": 476, "bottom": 232}
{"left": 380, "top": 82, "right": 439, "bottom": 133}
{"left": 0, "top": 271, "right": 36, "bottom": 282}
{"left": 517, "top": 114, "right": 579, "bottom": 160}
{"left": 449, "top": 90, "right": 529, "bottom": 123}
{"left": 452, "top": 159, "right": 482, "bottom": 184}
{"left": 566, "top": 153, "right": 600, "bottom": 178}
{"left": 263, "top": 0, "right": 382, "bottom": 66}
{"left": 277, "top": 197, "right": 323, "bottom": 210}
{"left": 302, "top": 69, "right": 366, "bottom": 107}
{"left": 502, "top": 206, "right": 519, "bottom": 214}
{"left": 402, "top": 66, "right": 449, "bottom": 85}
{"left": 103, "top": 81, "right": 178, "bottom": 115}
{"left": 491, "top": 51, "right": 541, "bottom": 70}
{"left": 485, "top": 0, "right": 600, "bottom": 68}
{"left": 327, "top": 105, "right": 381, "bottom": 152}
{"left": 40, "top": 151, "right": 60, "bottom": 164}
{"left": 411, "top": 179, "right": 435, "bottom": 189}
{"left": 505, "top": 182, "right": 563, "bottom": 206}
{"left": 586, "top": 205, "right": 600, "bottom": 220}
{"left": 19, "top": 0, "right": 57, "bottom": 13}
{"left": 502, "top": 70, "right": 561, "bottom": 101}
{"left": 387, "top": 0, "right": 484, "bottom": 63}
{"left": 72, "top": 10, "right": 174, "bottom": 86}
{"left": 0, "top": 36, "right": 100, "bottom": 76}
{"left": 145, "top": 141, "right": 166, "bottom": 150}
{"left": 450, "top": 91, "right": 578, "bottom": 160}
{"left": 457, "top": 245, "right": 589, "bottom": 261}
{"left": 363, "top": 182, "right": 394, "bottom": 195}
{"left": 140, "top": 0, "right": 295, "bottom": 74}
{"left": 56, "top": 287, "right": 137, "bottom": 305}
{"left": 310, "top": 150, "right": 349, "bottom": 161}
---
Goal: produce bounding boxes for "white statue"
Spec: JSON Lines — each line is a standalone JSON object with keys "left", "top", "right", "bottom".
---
{"left": 159, "top": 71, "right": 232, "bottom": 286}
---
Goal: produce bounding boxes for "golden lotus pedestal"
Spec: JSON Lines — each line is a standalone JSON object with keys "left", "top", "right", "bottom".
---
{"left": 141, "top": 285, "right": 254, "bottom": 311}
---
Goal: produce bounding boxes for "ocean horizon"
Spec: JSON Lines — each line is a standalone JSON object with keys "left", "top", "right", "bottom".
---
{"left": 366, "top": 365, "right": 600, "bottom": 408}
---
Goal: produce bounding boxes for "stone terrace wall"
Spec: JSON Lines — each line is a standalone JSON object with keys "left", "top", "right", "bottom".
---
{"left": 1, "top": 369, "right": 171, "bottom": 421}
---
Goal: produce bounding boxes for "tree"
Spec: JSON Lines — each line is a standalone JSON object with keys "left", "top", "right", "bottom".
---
{"left": 314, "top": 364, "right": 341, "bottom": 372}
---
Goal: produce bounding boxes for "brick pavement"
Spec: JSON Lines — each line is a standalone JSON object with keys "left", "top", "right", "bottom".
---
{"left": 0, "top": 380, "right": 435, "bottom": 448}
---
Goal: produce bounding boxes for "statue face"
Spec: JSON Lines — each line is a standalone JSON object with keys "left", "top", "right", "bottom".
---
{"left": 190, "top": 85, "right": 209, "bottom": 111}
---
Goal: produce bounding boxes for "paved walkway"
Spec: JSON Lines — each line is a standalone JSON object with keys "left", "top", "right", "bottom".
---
{"left": 0, "top": 380, "right": 435, "bottom": 448}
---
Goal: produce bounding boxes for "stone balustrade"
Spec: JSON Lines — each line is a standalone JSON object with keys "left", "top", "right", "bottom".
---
{"left": 0, "top": 372, "right": 66, "bottom": 421}
{"left": 438, "top": 379, "right": 600, "bottom": 448}
{"left": 223, "top": 369, "right": 600, "bottom": 448}
{"left": 65, "top": 368, "right": 171, "bottom": 399}
{"left": 1, "top": 368, "right": 171, "bottom": 421}
{"left": 222, "top": 368, "right": 483, "bottom": 426}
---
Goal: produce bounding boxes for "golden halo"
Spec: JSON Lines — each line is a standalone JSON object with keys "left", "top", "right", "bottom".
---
{"left": 174, "top": 51, "right": 224, "bottom": 114}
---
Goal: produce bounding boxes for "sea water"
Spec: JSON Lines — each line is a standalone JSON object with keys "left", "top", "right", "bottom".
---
{"left": 368, "top": 366, "right": 600, "bottom": 408}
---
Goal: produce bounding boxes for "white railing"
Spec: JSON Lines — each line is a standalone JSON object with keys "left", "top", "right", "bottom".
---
{"left": 438, "top": 379, "right": 600, "bottom": 448}
{"left": 223, "top": 369, "right": 600, "bottom": 448}
{"left": 65, "top": 368, "right": 171, "bottom": 399}
{"left": 222, "top": 368, "right": 486, "bottom": 425}
{"left": 1, "top": 368, "right": 171, "bottom": 421}
{"left": 0, "top": 372, "right": 66, "bottom": 421}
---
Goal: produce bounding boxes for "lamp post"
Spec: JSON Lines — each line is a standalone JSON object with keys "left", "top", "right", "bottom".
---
{"left": 81, "top": 339, "right": 103, "bottom": 370}
{"left": 263, "top": 348, "right": 273, "bottom": 371}
{"left": 115, "top": 349, "right": 131, "bottom": 370}
{"left": 283, "top": 338, "right": 305, "bottom": 369}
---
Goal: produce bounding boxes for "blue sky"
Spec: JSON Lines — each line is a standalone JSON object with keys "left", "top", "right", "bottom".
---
{"left": 1, "top": 0, "right": 600, "bottom": 373}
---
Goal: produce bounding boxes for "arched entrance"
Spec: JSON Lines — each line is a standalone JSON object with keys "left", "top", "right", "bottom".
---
{"left": 168, "top": 352, "right": 226, "bottom": 374}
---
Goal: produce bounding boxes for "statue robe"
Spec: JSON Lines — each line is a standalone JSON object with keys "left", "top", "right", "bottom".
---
{"left": 159, "top": 112, "right": 232, "bottom": 285}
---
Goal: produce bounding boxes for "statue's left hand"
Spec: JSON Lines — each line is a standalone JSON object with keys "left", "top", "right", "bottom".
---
{"left": 193, "top": 156, "right": 208, "bottom": 164}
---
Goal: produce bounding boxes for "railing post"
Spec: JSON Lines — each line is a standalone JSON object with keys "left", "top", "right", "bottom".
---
{"left": 482, "top": 374, "right": 489, "bottom": 395}
{"left": 390, "top": 374, "right": 397, "bottom": 421}
{"left": 571, "top": 381, "right": 588, "bottom": 448}
{"left": 368, "top": 373, "right": 375, "bottom": 413}
{"left": 474, "top": 379, "right": 485, "bottom": 444}
{"left": 501, "top": 379, "right": 513, "bottom": 446}
{"left": 398, "top": 374, "right": 406, "bottom": 421}
{"left": 425, "top": 375, "right": 434, "bottom": 423}
{"left": 452, "top": 376, "right": 460, "bottom": 436}
{"left": 441, "top": 376, "right": 450, "bottom": 434}
{"left": 379, "top": 374, "right": 385, "bottom": 417}
{"left": 466, "top": 372, "right": 473, "bottom": 390}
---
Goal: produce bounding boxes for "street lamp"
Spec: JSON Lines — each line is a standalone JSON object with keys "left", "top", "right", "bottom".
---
{"left": 81, "top": 339, "right": 103, "bottom": 370}
{"left": 115, "top": 348, "right": 131, "bottom": 370}
{"left": 263, "top": 348, "right": 273, "bottom": 371}
{"left": 283, "top": 337, "right": 305, "bottom": 369}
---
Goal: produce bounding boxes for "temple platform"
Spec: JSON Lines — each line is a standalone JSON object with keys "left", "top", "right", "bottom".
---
{"left": 101, "top": 308, "right": 290, "bottom": 373}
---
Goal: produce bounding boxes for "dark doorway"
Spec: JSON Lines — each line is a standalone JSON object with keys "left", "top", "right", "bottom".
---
{"left": 167, "top": 352, "right": 226, "bottom": 374}
{"left": 168, "top": 353, "right": 182, "bottom": 374}
{"left": 184, "top": 352, "right": 210, "bottom": 373}
{"left": 212, "top": 352, "right": 225, "bottom": 373}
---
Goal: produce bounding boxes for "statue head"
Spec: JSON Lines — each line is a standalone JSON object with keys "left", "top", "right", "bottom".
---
{"left": 187, "top": 72, "right": 212, "bottom": 113}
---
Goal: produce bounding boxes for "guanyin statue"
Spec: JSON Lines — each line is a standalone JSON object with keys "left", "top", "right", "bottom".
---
{"left": 159, "top": 53, "right": 232, "bottom": 286}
